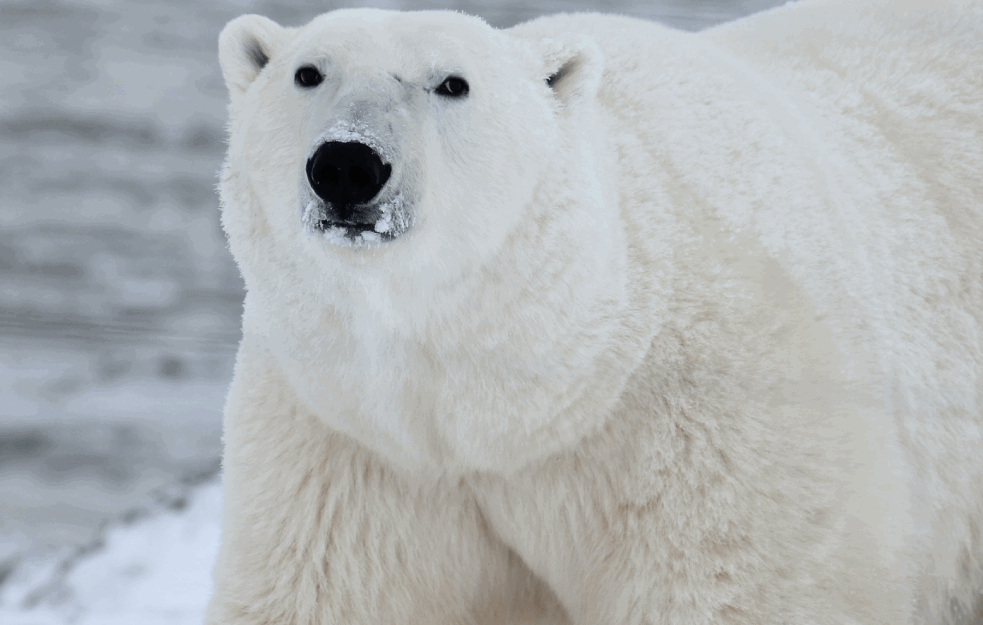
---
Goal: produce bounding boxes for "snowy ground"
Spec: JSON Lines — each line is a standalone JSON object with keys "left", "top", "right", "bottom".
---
{"left": 0, "top": 479, "right": 222, "bottom": 625}
{"left": 0, "top": 0, "right": 785, "bottom": 622}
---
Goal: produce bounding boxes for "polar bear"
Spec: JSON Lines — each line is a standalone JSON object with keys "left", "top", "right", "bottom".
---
{"left": 208, "top": 2, "right": 983, "bottom": 624}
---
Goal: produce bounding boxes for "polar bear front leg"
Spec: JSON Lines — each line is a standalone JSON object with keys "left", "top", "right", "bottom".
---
{"left": 205, "top": 333, "right": 554, "bottom": 625}
{"left": 471, "top": 401, "right": 915, "bottom": 625}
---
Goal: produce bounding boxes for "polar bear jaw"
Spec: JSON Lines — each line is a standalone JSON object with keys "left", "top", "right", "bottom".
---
{"left": 300, "top": 122, "right": 412, "bottom": 247}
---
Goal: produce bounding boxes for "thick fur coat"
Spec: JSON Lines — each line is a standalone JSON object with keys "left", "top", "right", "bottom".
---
{"left": 208, "top": 1, "right": 983, "bottom": 623}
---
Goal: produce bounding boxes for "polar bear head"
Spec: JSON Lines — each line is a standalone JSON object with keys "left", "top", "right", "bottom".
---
{"left": 217, "top": 9, "right": 640, "bottom": 473}
{"left": 219, "top": 8, "right": 606, "bottom": 279}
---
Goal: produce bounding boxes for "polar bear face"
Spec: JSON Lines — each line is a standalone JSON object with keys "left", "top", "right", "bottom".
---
{"left": 219, "top": 10, "right": 598, "bottom": 264}
{"left": 218, "top": 10, "right": 633, "bottom": 473}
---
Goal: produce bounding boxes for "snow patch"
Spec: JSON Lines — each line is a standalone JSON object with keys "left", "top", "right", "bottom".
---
{"left": 312, "top": 121, "right": 395, "bottom": 165}
{"left": 310, "top": 193, "right": 410, "bottom": 247}
{"left": 0, "top": 481, "right": 223, "bottom": 625}
{"left": 302, "top": 199, "right": 322, "bottom": 232}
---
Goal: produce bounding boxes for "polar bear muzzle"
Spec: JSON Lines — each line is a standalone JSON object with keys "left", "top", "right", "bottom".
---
{"left": 303, "top": 140, "right": 405, "bottom": 244}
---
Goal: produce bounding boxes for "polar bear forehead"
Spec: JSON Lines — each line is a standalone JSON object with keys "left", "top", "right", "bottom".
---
{"left": 304, "top": 8, "right": 493, "bottom": 36}
{"left": 291, "top": 9, "right": 506, "bottom": 70}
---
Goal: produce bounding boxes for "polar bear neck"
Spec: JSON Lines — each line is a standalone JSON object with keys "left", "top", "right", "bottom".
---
{"left": 229, "top": 114, "right": 671, "bottom": 476}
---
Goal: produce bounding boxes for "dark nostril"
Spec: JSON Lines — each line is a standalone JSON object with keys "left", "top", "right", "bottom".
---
{"left": 349, "top": 166, "right": 371, "bottom": 187}
{"left": 306, "top": 141, "right": 391, "bottom": 207}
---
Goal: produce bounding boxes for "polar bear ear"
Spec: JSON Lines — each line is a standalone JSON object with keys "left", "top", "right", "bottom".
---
{"left": 219, "top": 14, "right": 287, "bottom": 100}
{"left": 515, "top": 32, "right": 604, "bottom": 107}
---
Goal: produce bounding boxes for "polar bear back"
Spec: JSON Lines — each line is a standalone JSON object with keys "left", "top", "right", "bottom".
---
{"left": 703, "top": 0, "right": 983, "bottom": 408}
{"left": 519, "top": 4, "right": 982, "bottom": 396}
{"left": 517, "top": 5, "right": 982, "bottom": 617}
{"left": 518, "top": 6, "right": 983, "bottom": 615}
{"left": 703, "top": 2, "right": 983, "bottom": 612}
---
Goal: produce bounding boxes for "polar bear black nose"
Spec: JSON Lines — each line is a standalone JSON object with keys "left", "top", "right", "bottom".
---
{"left": 306, "top": 142, "right": 392, "bottom": 207}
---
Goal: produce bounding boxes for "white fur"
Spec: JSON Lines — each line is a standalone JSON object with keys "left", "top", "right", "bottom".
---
{"left": 208, "top": 3, "right": 983, "bottom": 624}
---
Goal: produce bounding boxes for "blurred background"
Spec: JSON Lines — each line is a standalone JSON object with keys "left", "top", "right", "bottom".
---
{"left": 0, "top": 0, "right": 785, "bottom": 622}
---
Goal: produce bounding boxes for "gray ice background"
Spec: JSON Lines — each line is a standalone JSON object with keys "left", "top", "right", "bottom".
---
{"left": 0, "top": 0, "right": 786, "bottom": 614}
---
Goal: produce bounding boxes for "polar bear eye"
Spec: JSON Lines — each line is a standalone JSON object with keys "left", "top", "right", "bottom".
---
{"left": 294, "top": 65, "right": 323, "bottom": 88}
{"left": 435, "top": 76, "right": 469, "bottom": 98}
